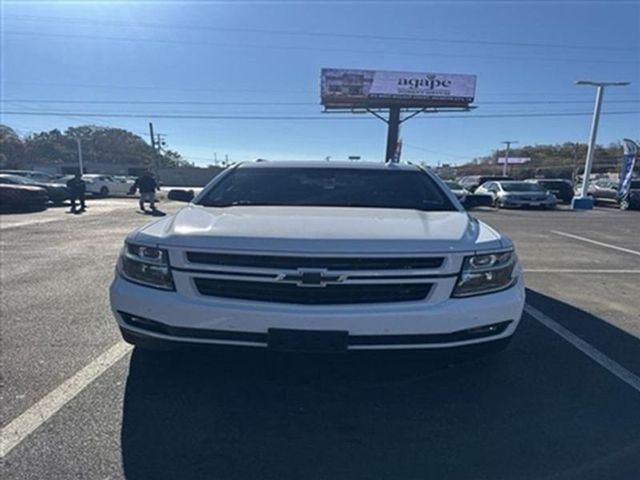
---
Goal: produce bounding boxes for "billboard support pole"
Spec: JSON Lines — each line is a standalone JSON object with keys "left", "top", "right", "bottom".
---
{"left": 385, "top": 107, "right": 401, "bottom": 163}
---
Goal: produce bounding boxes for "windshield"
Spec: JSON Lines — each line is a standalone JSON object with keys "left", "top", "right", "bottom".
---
{"left": 538, "top": 180, "right": 570, "bottom": 188}
{"left": 501, "top": 182, "right": 546, "bottom": 192}
{"left": 445, "top": 181, "right": 463, "bottom": 190}
{"left": 197, "top": 167, "right": 457, "bottom": 211}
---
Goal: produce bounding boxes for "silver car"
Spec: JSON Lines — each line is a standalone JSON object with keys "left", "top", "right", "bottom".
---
{"left": 444, "top": 181, "right": 469, "bottom": 204}
{"left": 476, "top": 180, "right": 557, "bottom": 209}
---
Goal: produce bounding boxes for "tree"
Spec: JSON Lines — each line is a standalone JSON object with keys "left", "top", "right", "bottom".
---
{"left": 455, "top": 142, "right": 625, "bottom": 179}
{"left": 0, "top": 124, "right": 189, "bottom": 169}
{"left": 0, "top": 125, "right": 26, "bottom": 168}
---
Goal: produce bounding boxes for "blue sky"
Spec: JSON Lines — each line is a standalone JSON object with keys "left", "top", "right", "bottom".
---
{"left": 1, "top": 1, "right": 639, "bottom": 166}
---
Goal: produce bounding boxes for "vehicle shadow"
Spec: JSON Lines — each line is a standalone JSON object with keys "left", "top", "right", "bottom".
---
{"left": 0, "top": 205, "right": 48, "bottom": 214}
{"left": 120, "top": 290, "right": 640, "bottom": 480}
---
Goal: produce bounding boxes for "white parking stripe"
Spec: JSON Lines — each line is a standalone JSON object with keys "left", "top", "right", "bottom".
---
{"left": 3, "top": 304, "right": 640, "bottom": 458}
{"left": 551, "top": 230, "right": 640, "bottom": 257}
{"left": 0, "top": 341, "right": 132, "bottom": 459}
{"left": 524, "top": 269, "right": 640, "bottom": 274}
{"left": 524, "top": 304, "right": 640, "bottom": 394}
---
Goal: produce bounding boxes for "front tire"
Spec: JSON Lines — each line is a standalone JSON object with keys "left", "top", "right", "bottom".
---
{"left": 99, "top": 186, "right": 109, "bottom": 197}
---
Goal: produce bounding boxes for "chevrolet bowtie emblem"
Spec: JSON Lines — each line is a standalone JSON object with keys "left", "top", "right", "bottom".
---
{"left": 279, "top": 269, "right": 344, "bottom": 287}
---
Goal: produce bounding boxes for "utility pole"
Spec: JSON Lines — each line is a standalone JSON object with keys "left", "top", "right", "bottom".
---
{"left": 501, "top": 140, "right": 518, "bottom": 176}
{"left": 572, "top": 80, "right": 629, "bottom": 209}
{"left": 149, "top": 122, "right": 156, "bottom": 151}
{"left": 75, "top": 138, "right": 84, "bottom": 175}
{"left": 148, "top": 122, "right": 160, "bottom": 182}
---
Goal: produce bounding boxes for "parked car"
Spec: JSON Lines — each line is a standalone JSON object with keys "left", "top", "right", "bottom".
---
{"left": 59, "top": 174, "right": 134, "bottom": 197}
{"left": 525, "top": 178, "right": 574, "bottom": 203}
{"left": 0, "top": 184, "right": 49, "bottom": 212}
{"left": 0, "top": 174, "right": 70, "bottom": 205}
{"left": 111, "top": 161, "right": 525, "bottom": 355}
{"left": 476, "top": 180, "right": 557, "bottom": 209}
{"left": 444, "top": 180, "right": 469, "bottom": 203}
{"left": 587, "top": 178, "right": 640, "bottom": 210}
{"left": 458, "top": 175, "right": 513, "bottom": 192}
{"left": 0, "top": 169, "right": 59, "bottom": 183}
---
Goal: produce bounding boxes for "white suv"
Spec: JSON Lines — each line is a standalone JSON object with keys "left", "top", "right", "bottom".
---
{"left": 110, "top": 162, "right": 524, "bottom": 353}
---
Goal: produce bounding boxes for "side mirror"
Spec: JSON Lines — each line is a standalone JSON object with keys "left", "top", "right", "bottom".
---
{"left": 167, "top": 189, "right": 195, "bottom": 202}
{"left": 463, "top": 194, "right": 493, "bottom": 209}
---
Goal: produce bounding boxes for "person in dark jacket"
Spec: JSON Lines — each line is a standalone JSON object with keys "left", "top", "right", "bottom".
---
{"left": 131, "top": 172, "right": 159, "bottom": 212}
{"left": 66, "top": 173, "right": 86, "bottom": 214}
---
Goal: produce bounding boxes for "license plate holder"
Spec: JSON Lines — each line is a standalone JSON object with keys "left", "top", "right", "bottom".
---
{"left": 268, "top": 328, "right": 348, "bottom": 353}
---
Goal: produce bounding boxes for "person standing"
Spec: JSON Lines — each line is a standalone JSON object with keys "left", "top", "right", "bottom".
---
{"left": 66, "top": 172, "right": 86, "bottom": 214}
{"left": 132, "top": 171, "right": 159, "bottom": 212}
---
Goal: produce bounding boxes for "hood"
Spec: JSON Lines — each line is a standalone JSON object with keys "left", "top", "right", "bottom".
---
{"left": 132, "top": 205, "right": 505, "bottom": 254}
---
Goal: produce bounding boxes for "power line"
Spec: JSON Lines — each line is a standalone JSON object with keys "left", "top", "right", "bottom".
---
{"left": 4, "top": 81, "right": 637, "bottom": 98}
{"left": 2, "top": 98, "right": 639, "bottom": 107}
{"left": 2, "top": 110, "right": 639, "bottom": 120}
{"left": 4, "top": 102, "right": 151, "bottom": 137}
{"left": 5, "top": 13, "right": 636, "bottom": 52}
{"left": 1, "top": 99, "right": 318, "bottom": 106}
{"left": 3, "top": 30, "right": 636, "bottom": 65}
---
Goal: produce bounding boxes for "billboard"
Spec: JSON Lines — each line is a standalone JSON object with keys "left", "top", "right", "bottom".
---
{"left": 321, "top": 68, "right": 476, "bottom": 109}
{"left": 496, "top": 157, "right": 531, "bottom": 164}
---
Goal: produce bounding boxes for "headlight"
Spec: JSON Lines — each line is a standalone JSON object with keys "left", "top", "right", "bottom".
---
{"left": 118, "top": 242, "right": 174, "bottom": 290}
{"left": 452, "top": 250, "right": 518, "bottom": 297}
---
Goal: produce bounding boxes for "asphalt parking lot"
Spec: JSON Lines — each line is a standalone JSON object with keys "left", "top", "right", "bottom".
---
{"left": 1, "top": 199, "right": 639, "bottom": 480}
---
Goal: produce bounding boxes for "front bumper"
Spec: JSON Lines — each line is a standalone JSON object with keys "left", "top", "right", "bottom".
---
{"left": 110, "top": 274, "right": 525, "bottom": 351}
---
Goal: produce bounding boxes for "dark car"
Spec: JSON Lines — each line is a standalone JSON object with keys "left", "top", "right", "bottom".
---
{"left": 525, "top": 178, "right": 574, "bottom": 203}
{"left": 458, "top": 175, "right": 513, "bottom": 193}
{"left": 588, "top": 178, "right": 640, "bottom": 210}
{"left": 0, "top": 169, "right": 59, "bottom": 183}
{"left": 0, "top": 174, "right": 70, "bottom": 205}
{"left": 0, "top": 184, "right": 49, "bottom": 213}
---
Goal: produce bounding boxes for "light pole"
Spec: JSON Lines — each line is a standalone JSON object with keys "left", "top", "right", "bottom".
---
{"left": 75, "top": 138, "right": 84, "bottom": 175}
{"left": 501, "top": 140, "right": 518, "bottom": 176}
{"left": 572, "top": 80, "right": 629, "bottom": 209}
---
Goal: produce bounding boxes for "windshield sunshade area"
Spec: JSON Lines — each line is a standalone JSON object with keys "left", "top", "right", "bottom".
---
{"left": 197, "top": 168, "right": 457, "bottom": 212}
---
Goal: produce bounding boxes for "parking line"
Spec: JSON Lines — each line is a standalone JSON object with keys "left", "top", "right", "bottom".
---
{"left": 524, "top": 269, "right": 640, "bottom": 274}
{"left": 0, "top": 341, "right": 132, "bottom": 459}
{"left": 3, "top": 305, "right": 640, "bottom": 458}
{"left": 551, "top": 231, "right": 640, "bottom": 257}
{"left": 524, "top": 304, "right": 640, "bottom": 394}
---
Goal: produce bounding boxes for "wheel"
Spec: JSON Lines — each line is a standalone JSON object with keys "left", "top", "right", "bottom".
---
{"left": 99, "top": 186, "right": 109, "bottom": 197}
{"left": 620, "top": 199, "right": 629, "bottom": 210}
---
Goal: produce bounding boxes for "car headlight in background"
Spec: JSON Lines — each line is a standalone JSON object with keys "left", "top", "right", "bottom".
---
{"left": 118, "top": 243, "right": 174, "bottom": 290}
{"left": 452, "top": 250, "right": 518, "bottom": 297}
